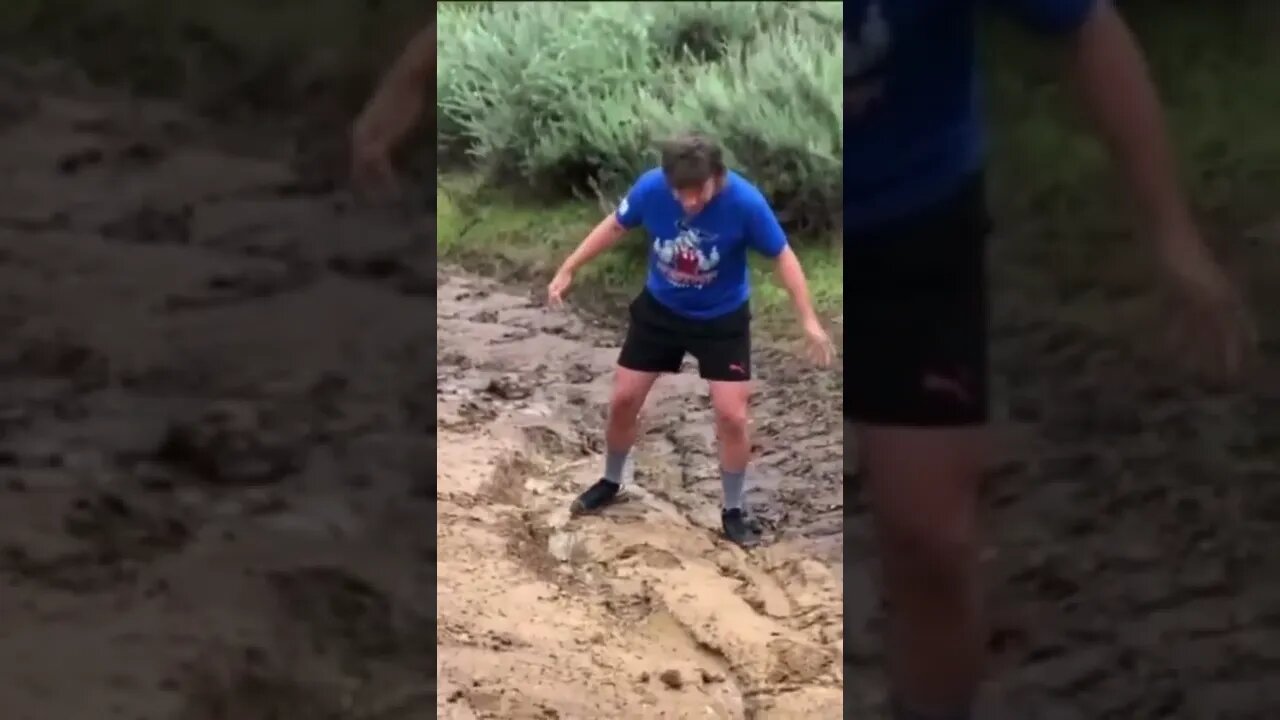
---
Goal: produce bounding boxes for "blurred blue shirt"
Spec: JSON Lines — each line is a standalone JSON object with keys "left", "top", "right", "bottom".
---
{"left": 844, "top": 0, "right": 1097, "bottom": 233}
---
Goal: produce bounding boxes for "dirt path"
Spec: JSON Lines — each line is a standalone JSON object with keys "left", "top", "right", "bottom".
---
{"left": 436, "top": 274, "right": 844, "bottom": 719}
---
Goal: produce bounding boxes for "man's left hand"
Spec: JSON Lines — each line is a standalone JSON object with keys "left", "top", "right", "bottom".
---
{"left": 802, "top": 317, "right": 836, "bottom": 368}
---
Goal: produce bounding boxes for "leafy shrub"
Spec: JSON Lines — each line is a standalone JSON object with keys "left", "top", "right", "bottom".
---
{"left": 437, "top": 1, "right": 843, "bottom": 233}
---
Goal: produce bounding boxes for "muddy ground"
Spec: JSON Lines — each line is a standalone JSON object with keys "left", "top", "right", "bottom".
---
{"left": 0, "top": 64, "right": 436, "bottom": 720}
{"left": 1, "top": 61, "right": 1279, "bottom": 720}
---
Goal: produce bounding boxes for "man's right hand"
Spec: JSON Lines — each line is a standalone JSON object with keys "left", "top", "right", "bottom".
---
{"left": 351, "top": 82, "right": 422, "bottom": 201}
{"left": 350, "top": 21, "right": 434, "bottom": 202}
{"left": 547, "top": 268, "right": 574, "bottom": 308}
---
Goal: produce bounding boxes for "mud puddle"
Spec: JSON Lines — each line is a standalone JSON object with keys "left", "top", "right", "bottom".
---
{"left": 436, "top": 274, "right": 844, "bottom": 719}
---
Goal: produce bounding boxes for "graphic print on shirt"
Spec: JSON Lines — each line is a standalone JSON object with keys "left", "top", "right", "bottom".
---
{"left": 652, "top": 224, "right": 721, "bottom": 289}
{"left": 846, "top": 0, "right": 892, "bottom": 117}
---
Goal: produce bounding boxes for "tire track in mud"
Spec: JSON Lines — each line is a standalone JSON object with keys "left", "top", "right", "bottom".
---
{"left": 436, "top": 273, "right": 844, "bottom": 718}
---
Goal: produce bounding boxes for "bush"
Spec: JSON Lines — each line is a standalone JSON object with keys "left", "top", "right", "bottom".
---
{"left": 0, "top": 0, "right": 425, "bottom": 118}
{"left": 436, "top": 1, "right": 843, "bottom": 234}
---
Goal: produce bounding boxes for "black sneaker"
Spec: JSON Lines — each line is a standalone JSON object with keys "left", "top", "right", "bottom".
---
{"left": 569, "top": 478, "right": 621, "bottom": 516}
{"left": 721, "top": 508, "right": 762, "bottom": 548}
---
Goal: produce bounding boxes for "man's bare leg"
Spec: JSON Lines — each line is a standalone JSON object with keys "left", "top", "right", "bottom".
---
{"left": 710, "top": 379, "right": 758, "bottom": 546}
{"left": 570, "top": 367, "right": 660, "bottom": 514}
{"left": 858, "top": 422, "right": 987, "bottom": 719}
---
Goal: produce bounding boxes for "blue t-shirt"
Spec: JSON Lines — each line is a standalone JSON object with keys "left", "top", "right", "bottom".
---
{"left": 844, "top": 0, "right": 1096, "bottom": 233}
{"left": 616, "top": 169, "right": 788, "bottom": 320}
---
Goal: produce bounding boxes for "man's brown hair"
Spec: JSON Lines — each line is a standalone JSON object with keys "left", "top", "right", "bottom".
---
{"left": 659, "top": 132, "right": 726, "bottom": 189}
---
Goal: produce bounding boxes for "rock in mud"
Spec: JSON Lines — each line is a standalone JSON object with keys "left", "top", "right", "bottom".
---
{"left": 486, "top": 375, "right": 533, "bottom": 401}
{"left": 658, "top": 668, "right": 684, "bottom": 689}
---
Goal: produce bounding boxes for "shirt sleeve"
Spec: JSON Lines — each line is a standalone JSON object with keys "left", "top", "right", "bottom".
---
{"left": 614, "top": 172, "right": 653, "bottom": 229}
{"left": 989, "top": 0, "right": 1098, "bottom": 35}
{"left": 744, "top": 192, "right": 788, "bottom": 258}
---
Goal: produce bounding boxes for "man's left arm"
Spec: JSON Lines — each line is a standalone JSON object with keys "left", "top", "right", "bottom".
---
{"left": 773, "top": 246, "right": 823, "bottom": 329}
{"left": 1061, "top": 1, "right": 1202, "bottom": 253}
{"left": 997, "top": 0, "right": 1252, "bottom": 375}
{"left": 746, "top": 201, "right": 821, "bottom": 329}
{"left": 995, "top": 0, "right": 1196, "bottom": 239}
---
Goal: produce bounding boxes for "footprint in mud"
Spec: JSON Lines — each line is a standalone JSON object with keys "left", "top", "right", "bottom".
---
{"left": 766, "top": 637, "right": 838, "bottom": 686}
{"left": 327, "top": 250, "right": 435, "bottom": 297}
{"left": 485, "top": 374, "right": 534, "bottom": 401}
{"left": 55, "top": 146, "right": 104, "bottom": 174}
{"left": 522, "top": 425, "right": 589, "bottom": 458}
{"left": 1, "top": 491, "right": 191, "bottom": 592}
{"left": 439, "top": 351, "right": 471, "bottom": 370}
{"left": 155, "top": 404, "right": 307, "bottom": 486}
{"left": 616, "top": 543, "right": 684, "bottom": 569}
{"left": 99, "top": 204, "right": 193, "bottom": 244}
{"left": 439, "top": 398, "right": 499, "bottom": 431}
{"left": 1, "top": 334, "right": 110, "bottom": 389}
{"left": 268, "top": 565, "right": 433, "bottom": 670}
{"left": 162, "top": 266, "right": 316, "bottom": 312}
{"left": 55, "top": 139, "right": 167, "bottom": 175}
{"left": 173, "top": 645, "right": 348, "bottom": 720}
{"left": 564, "top": 362, "right": 596, "bottom": 385}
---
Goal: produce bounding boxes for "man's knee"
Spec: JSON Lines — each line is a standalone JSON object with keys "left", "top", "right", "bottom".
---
{"left": 608, "top": 383, "right": 647, "bottom": 420}
{"left": 879, "top": 510, "right": 978, "bottom": 590}
{"left": 714, "top": 403, "right": 749, "bottom": 438}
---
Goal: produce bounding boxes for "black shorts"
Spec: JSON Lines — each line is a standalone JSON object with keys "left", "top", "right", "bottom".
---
{"left": 618, "top": 290, "right": 752, "bottom": 381}
{"left": 845, "top": 173, "right": 991, "bottom": 426}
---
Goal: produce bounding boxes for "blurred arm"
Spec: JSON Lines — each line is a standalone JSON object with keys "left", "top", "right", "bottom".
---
{"left": 351, "top": 20, "right": 436, "bottom": 186}
{"left": 1063, "top": 1, "right": 1199, "bottom": 249}
{"left": 382, "top": 21, "right": 437, "bottom": 89}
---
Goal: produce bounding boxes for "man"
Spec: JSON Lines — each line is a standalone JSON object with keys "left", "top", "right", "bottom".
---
{"left": 548, "top": 133, "right": 835, "bottom": 548}
{"left": 845, "top": 2, "right": 1253, "bottom": 719}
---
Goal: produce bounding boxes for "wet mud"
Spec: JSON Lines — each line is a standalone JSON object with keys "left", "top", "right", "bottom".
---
{"left": 436, "top": 273, "right": 844, "bottom": 719}
{"left": 0, "top": 65, "right": 436, "bottom": 720}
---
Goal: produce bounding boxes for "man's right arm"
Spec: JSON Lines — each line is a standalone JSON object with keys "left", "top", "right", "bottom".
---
{"left": 351, "top": 20, "right": 436, "bottom": 193}
{"left": 557, "top": 180, "right": 648, "bottom": 275}
{"left": 384, "top": 21, "right": 436, "bottom": 90}
{"left": 557, "top": 214, "right": 629, "bottom": 275}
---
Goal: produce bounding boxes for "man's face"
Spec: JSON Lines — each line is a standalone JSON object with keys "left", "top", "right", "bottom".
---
{"left": 672, "top": 177, "right": 718, "bottom": 216}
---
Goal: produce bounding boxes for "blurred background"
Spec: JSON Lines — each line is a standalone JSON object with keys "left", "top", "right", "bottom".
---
{"left": 0, "top": 0, "right": 1277, "bottom": 717}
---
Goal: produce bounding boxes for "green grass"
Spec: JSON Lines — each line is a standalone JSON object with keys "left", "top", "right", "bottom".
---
{"left": 438, "top": 173, "right": 843, "bottom": 333}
